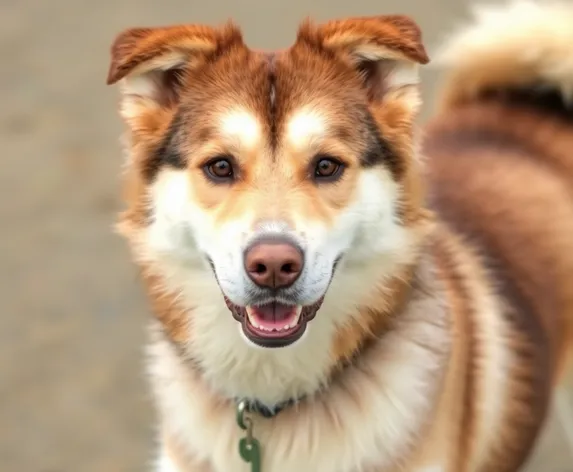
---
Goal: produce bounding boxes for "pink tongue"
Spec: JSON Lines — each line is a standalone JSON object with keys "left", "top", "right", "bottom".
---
{"left": 256, "top": 303, "right": 293, "bottom": 321}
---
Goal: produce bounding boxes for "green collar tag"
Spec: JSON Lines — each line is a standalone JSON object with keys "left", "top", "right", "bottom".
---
{"left": 236, "top": 400, "right": 262, "bottom": 472}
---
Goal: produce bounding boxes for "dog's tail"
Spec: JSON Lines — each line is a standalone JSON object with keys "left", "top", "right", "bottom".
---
{"left": 433, "top": 0, "right": 573, "bottom": 114}
{"left": 434, "top": 0, "right": 573, "bottom": 382}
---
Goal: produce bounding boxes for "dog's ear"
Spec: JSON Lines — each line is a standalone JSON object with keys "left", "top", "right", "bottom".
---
{"left": 106, "top": 23, "right": 243, "bottom": 127}
{"left": 297, "top": 15, "right": 429, "bottom": 112}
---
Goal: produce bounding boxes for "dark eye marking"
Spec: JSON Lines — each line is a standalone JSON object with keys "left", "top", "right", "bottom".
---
{"left": 144, "top": 113, "right": 186, "bottom": 181}
{"left": 360, "top": 111, "right": 403, "bottom": 179}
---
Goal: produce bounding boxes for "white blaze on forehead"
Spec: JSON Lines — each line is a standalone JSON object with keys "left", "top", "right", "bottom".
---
{"left": 286, "top": 107, "right": 327, "bottom": 150}
{"left": 219, "top": 108, "right": 261, "bottom": 149}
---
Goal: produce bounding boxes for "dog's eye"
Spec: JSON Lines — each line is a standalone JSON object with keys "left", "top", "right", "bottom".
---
{"left": 314, "top": 156, "right": 344, "bottom": 181}
{"left": 204, "top": 157, "right": 234, "bottom": 182}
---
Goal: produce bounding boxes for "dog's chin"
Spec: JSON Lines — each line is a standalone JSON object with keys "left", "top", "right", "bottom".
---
{"left": 223, "top": 296, "right": 324, "bottom": 348}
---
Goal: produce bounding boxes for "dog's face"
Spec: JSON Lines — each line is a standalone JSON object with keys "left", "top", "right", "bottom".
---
{"left": 108, "top": 16, "right": 429, "bottom": 401}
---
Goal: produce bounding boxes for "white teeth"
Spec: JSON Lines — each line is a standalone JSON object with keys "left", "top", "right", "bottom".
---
{"left": 290, "top": 306, "right": 303, "bottom": 328}
{"left": 245, "top": 305, "right": 303, "bottom": 332}
{"left": 245, "top": 307, "right": 259, "bottom": 328}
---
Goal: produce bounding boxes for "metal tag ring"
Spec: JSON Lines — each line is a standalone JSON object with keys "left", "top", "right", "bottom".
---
{"left": 236, "top": 399, "right": 250, "bottom": 431}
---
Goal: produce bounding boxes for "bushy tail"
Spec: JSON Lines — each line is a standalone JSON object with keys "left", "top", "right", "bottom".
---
{"left": 434, "top": 1, "right": 573, "bottom": 381}
{"left": 433, "top": 0, "right": 573, "bottom": 112}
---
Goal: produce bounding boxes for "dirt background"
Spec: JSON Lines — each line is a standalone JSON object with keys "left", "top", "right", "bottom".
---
{"left": 1, "top": 0, "right": 572, "bottom": 470}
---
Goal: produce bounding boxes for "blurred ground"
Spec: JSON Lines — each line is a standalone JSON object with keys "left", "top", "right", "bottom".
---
{"left": 0, "top": 0, "right": 572, "bottom": 470}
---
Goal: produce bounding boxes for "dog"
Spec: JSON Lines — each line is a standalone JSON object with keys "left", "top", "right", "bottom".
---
{"left": 105, "top": 1, "right": 573, "bottom": 470}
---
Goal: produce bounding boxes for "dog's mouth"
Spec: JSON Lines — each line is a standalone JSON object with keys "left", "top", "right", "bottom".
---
{"left": 225, "top": 298, "right": 324, "bottom": 348}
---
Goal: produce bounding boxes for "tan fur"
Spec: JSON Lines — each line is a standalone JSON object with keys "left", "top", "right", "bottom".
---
{"left": 106, "top": 2, "right": 573, "bottom": 471}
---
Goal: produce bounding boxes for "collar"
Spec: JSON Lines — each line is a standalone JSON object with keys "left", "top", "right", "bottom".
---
{"left": 235, "top": 396, "right": 299, "bottom": 419}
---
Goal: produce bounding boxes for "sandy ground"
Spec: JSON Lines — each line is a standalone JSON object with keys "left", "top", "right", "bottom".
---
{"left": 1, "top": 0, "right": 572, "bottom": 470}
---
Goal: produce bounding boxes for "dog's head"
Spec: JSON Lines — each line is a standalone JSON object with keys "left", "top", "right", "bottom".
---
{"left": 107, "top": 16, "right": 430, "bottom": 401}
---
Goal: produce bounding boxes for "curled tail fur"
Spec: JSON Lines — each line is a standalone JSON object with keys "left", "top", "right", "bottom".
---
{"left": 433, "top": 0, "right": 573, "bottom": 112}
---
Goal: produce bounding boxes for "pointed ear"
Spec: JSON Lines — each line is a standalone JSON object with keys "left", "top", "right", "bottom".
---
{"left": 297, "top": 15, "right": 429, "bottom": 111}
{"left": 106, "top": 22, "right": 243, "bottom": 126}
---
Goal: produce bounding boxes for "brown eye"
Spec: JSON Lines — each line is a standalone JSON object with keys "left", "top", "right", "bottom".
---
{"left": 205, "top": 157, "right": 234, "bottom": 182}
{"left": 314, "top": 156, "right": 343, "bottom": 181}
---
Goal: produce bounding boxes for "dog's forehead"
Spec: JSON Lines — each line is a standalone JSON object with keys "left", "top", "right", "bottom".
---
{"left": 188, "top": 47, "right": 364, "bottom": 151}
{"left": 217, "top": 105, "right": 330, "bottom": 152}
